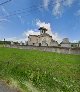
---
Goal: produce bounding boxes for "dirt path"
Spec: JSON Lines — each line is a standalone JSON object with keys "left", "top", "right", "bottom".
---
{"left": 0, "top": 81, "right": 20, "bottom": 92}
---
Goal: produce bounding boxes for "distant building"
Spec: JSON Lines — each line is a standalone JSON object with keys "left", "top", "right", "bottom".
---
{"left": 20, "top": 41, "right": 23, "bottom": 45}
{"left": 24, "top": 41, "right": 28, "bottom": 45}
{"left": 28, "top": 27, "right": 58, "bottom": 47}
{"left": 11, "top": 41, "right": 14, "bottom": 45}
{"left": 71, "top": 42, "right": 80, "bottom": 48}
{"left": 60, "top": 38, "right": 71, "bottom": 48}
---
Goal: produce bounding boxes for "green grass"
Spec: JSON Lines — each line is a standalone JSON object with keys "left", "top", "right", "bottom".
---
{"left": 0, "top": 47, "right": 80, "bottom": 92}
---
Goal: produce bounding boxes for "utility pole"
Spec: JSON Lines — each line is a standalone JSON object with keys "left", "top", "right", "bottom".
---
{"left": 4, "top": 38, "right": 5, "bottom": 47}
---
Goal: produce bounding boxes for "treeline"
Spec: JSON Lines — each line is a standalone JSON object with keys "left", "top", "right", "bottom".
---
{"left": 0, "top": 41, "right": 20, "bottom": 45}
{"left": 0, "top": 41, "right": 11, "bottom": 44}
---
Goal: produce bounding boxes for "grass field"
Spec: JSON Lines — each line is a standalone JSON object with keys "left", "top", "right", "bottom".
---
{"left": 0, "top": 47, "right": 80, "bottom": 92}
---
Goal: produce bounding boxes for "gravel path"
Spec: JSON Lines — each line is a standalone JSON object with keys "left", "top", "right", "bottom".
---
{"left": 0, "top": 81, "right": 20, "bottom": 92}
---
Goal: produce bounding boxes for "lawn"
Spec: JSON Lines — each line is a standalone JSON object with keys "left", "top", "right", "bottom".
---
{"left": 0, "top": 47, "right": 80, "bottom": 92}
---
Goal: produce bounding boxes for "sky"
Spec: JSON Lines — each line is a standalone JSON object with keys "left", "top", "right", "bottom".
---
{"left": 0, "top": 0, "right": 80, "bottom": 43}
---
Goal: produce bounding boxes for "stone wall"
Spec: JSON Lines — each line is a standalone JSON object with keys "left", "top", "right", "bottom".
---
{"left": 6, "top": 45, "right": 80, "bottom": 55}
{"left": 60, "top": 43, "right": 71, "bottom": 48}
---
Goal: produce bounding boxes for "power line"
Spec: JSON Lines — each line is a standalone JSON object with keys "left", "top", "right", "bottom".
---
{"left": 0, "top": 0, "right": 66, "bottom": 22}
{"left": 0, "top": 0, "right": 12, "bottom": 6}
{"left": 8, "top": 0, "right": 65, "bottom": 15}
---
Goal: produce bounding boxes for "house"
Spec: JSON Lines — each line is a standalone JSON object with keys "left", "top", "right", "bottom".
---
{"left": 60, "top": 38, "right": 71, "bottom": 48}
{"left": 28, "top": 27, "right": 58, "bottom": 47}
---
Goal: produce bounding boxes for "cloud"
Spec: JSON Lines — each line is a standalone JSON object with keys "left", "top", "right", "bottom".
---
{"left": 0, "top": 15, "right": 11, "bottom": 23}
{"left": 5, "top": 37, "right": 27, "bottom": 43}
{"left": 72, "top": 40, "right": 78, "bottom": 43}
{"left": 17, "top": 15, "right": 25, "bottom": 24}
{"left": 0, "top": 6, "right": 11, "bottom": 23}
{"left": 75, "top": 9, "right": 80, "bottom": 16}
{"left": 36, "top": 20, "right": 51, "bottom": 33}
{"left": 0, "top": 16, "right": 12, "bottom": 23}
{"left": 0, "top": 18, "right": 10, "bottom": 22}
{"left": 5, "top": 20, "right": 62, "bottom": 43}
{"left": 43, "top": 0, "right": 50, "bottom": 9}
{"left": 36, "top": 20, "right": 62, "bottom": 43}
{"left": 63, "top": 0, "right": 75, "bottom": 6}
{"left": 43, "top": 0, "right": 75, "bottom": 16}
{"left": 5, "top": 37, "right": 18, "bottom": 41}
{"left": 52, "top": 0, "right": 62, "bottom": 16}
{"left": 4, "top": 29, "right": 40, "bottom": 43}
{"left": 23, "top": 29, "right": 40, "bottom": 37}
{"left": 1, "top": 6, "right": 9, "bottom": 15}
{"left": 52, "top": 0, "right": 75, "bottom": 16}
{"left": 23, "top": 29, "right": 40, "bottom": 42}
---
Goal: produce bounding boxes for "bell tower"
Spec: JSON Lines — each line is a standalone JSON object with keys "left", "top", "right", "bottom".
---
{"left": 38, "top": 27, "right": 47, "bottom": 35}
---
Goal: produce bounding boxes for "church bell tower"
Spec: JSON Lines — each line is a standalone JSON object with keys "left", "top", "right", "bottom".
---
{"left": 38, "top": 27, "right": 47, "bottom": 35}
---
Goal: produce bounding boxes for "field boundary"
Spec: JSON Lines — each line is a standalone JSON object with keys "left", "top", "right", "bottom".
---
{"left": 5, "top": 45, "right": 80, "bottom": 55}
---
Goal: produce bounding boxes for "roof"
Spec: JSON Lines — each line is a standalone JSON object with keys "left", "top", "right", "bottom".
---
{"left": 60, "top": 42, "right": 71, "bottom": 44}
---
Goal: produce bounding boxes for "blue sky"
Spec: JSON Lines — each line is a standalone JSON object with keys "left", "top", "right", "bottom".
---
{"left": 0, "top": 0, "right": 80, "bottom": 42}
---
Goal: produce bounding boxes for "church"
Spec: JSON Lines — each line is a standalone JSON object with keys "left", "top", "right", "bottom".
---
{"left": 28, "top": 27, "right": 58, "bottom": 46}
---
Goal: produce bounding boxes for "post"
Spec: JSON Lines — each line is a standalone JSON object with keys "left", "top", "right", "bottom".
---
{"left": 4, "top": 38, "right": 5, "bottom": 47}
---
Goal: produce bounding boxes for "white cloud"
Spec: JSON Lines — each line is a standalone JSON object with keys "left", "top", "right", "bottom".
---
{"left": 63, "top": 0, "right": 75, "bottom": 6}
{"left": 43, "top": 0, "right": 75, "bottom": 16}
{"left": 23, "top": 20, "right": 62, "bottom": 43}
{"left": 36, "top": 20, "right": 62, "bottom": 43}
{"left": 0, "top": 6, "right": 11, "bottom": 23}
{"left": 1, "top": 6, "right": 9, "bottom": 15}
{"left": 75, "top": 9, "right": 80, "bottom": 16}
{"left": 0, "top": 18, "right": 10, "bottom": 22}
{"left": 72, "top": 40, "right": 78, "bottom": 43}
{"left": 36, "top": 20, "right": 51, "bottom": 34}
{"left": 6, "top": 29, "right": 40, "bottom": 43}
{"left": 4, "top": 20, "right": 62, "bottom": 43}
{"left": 17, "top": 15, "right": 25, "bottom": 24}
{"left": 5, "top": 37, "right": 18, "bottom": 41}
{"left": 43, "top": 0, "right": 50, "bottom": 9}
{"left": 5, "top": 37, "right": 27, "bottom": 43}
{"left": 53, "top": 0, "right": 75, "bottom": 16}
{"left": 2, "top": 29, "right": 40, "bottom": 43}
{"left": 23, "top": 29, "right": 40, "bottom": 42}
{"left": 23, "top": 29, "right": 40, "bottom": 37}
{"left": 52, "top": 0, "right": 62, "bottom": 16}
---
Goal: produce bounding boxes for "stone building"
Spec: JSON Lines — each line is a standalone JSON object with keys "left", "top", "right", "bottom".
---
{"left": 28, "top": 27, "right": 58, "bottom": 46}
{"left": 60, "top": 38, "right": 71, "bottom": 48}
{"left": 11, "top": 41, "right": 14, "bottom": 45}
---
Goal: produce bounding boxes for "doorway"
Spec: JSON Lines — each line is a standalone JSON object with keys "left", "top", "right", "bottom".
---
{"left": 39, "top": 43, "right": 41, "bottom": 46}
